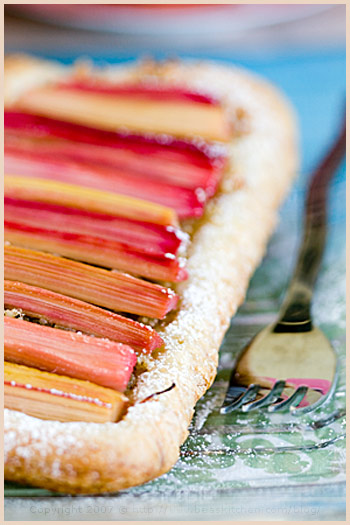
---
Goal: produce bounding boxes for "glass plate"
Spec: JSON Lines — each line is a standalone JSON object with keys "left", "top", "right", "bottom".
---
{"left": 4, "top": 51, "right": 346, "bottom": 521}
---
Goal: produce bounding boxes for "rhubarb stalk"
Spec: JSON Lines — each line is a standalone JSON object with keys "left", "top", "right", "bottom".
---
{"left": 5, "top": 362, "right": 129, "bottom": 423}
{"left": 5, "top": 197, "right": 186, "bottom": 257}
{"left": 5, "top": 137, "right": 215, "bottom": 217}
{"left": 4, "top": 316, "right": 137, "bottom": 391}
{"left": 5, "top": 280, "right": 164, "bottom": 354}
{"left": 5, "top": 112, "right": 228, "bottom": 186}
{"left": 4, "top": 175, "right": 178, "bottom": 227}
{"left": 16, "top": 84, "right": 231, "bottom": 141}
{"left": 4, "top": 220, "right": 188, "bottom": 282}
{"left": 5, "top": 246, "right": 179, "bottom": 318}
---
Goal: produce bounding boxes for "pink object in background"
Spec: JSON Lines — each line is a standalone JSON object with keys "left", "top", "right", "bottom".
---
{"left": 7, "top": 4, "right": 332, "bottom": 35}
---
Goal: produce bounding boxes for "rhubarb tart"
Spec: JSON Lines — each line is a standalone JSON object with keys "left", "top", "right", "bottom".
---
{"left": 4, "top": 55, "right": 298, "bottom": 494}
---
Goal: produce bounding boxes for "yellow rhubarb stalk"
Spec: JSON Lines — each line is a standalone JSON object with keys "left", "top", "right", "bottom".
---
{"left": 4, "top": 175, "right": 178, "bottom": 227}
{"left": 16, "top": 84, "right": 232, "bottom": 142}
{"left": 4, "top": 362, "right": 129, "bottom": 423}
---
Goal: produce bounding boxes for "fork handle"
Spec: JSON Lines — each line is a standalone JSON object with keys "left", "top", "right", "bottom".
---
{"left": 274, "top": 116, "right": 346, "bottom": 333}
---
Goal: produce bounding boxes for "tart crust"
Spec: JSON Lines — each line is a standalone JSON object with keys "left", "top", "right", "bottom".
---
{"left": 4, "top": 55, "right": 298, "bottom": 494}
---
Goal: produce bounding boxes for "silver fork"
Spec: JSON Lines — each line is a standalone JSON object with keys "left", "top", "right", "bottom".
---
{"left": 221, "top": 114, "right": 346, "bottom": 415}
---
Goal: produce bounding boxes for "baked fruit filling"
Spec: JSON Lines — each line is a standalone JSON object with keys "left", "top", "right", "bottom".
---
{"left": 4, "top": 72, "right": 232, "bottom": 423}
{"left": 5, "top": 113, "right": 227, "bottom": 217}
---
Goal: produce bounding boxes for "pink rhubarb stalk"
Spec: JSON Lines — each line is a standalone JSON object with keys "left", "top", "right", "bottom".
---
{"left": 4, "top": 246, "right": 179, "bottom": 318}
{"left": 4, "top": 316, "right": 137, "bottom": 392}
{"left": 4, "top": 150, "right": 206, "bottom": 218}
{"left": 5, "top": 197, "right": 187, "bottom": 258}
{"left": 4, "top": 175, "right": 178, "bottom": 227}
{"left": 5, "top": 280, "right": 164, "bottom": 354}
{"left": 57, "top": 79, "right": 220, "bottom": 105}
{"left": 5, "top": 112, "right": 227, "bottom": 193}
{"left": 4, "top": 220, "right": 187, "bottom": 282}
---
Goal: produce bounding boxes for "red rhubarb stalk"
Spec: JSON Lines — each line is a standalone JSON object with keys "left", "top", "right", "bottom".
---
{"left": 4, "top": 175, "right": 178, "bottom": 227}
{"left": 5, "top": 280, "right": 164, "bottom": 354}
{"left": 4, "top": 246, "right": 179, "bottom": 318}
{"left": 4, "top": 151, "right": 206, "bottom": 218}
{"left": 5, "top": 112, "right": 227, "bottom": 193}
{"left": 4, "top": 317, "right": 137, "bottom": 391}
{"left": 5, "top": 111, "right": 227, "bottom": 168}
{"left": 5, "top": 137, "right": 223, "bottom": 194}
{"left": 58, "top": 80, "right": 220, "bottom": 105}
{"left": 4, "top": 220, "right": 188, "bottom": 282}
{"left": 5, "top": 197, "right": 187, "bottom": 257}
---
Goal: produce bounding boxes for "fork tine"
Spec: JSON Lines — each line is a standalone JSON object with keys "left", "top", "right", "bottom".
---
{"left": 220, "top": 384, "right": 260, "bottom": 414}
{"left": 268, "top": 385, "right": 308, "bottom": 413}
{"left": 220, "top": 384, "right": 247, "bottom": 413}
{"left": 241, "top": 380, "right": 286, "bottom": 412}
